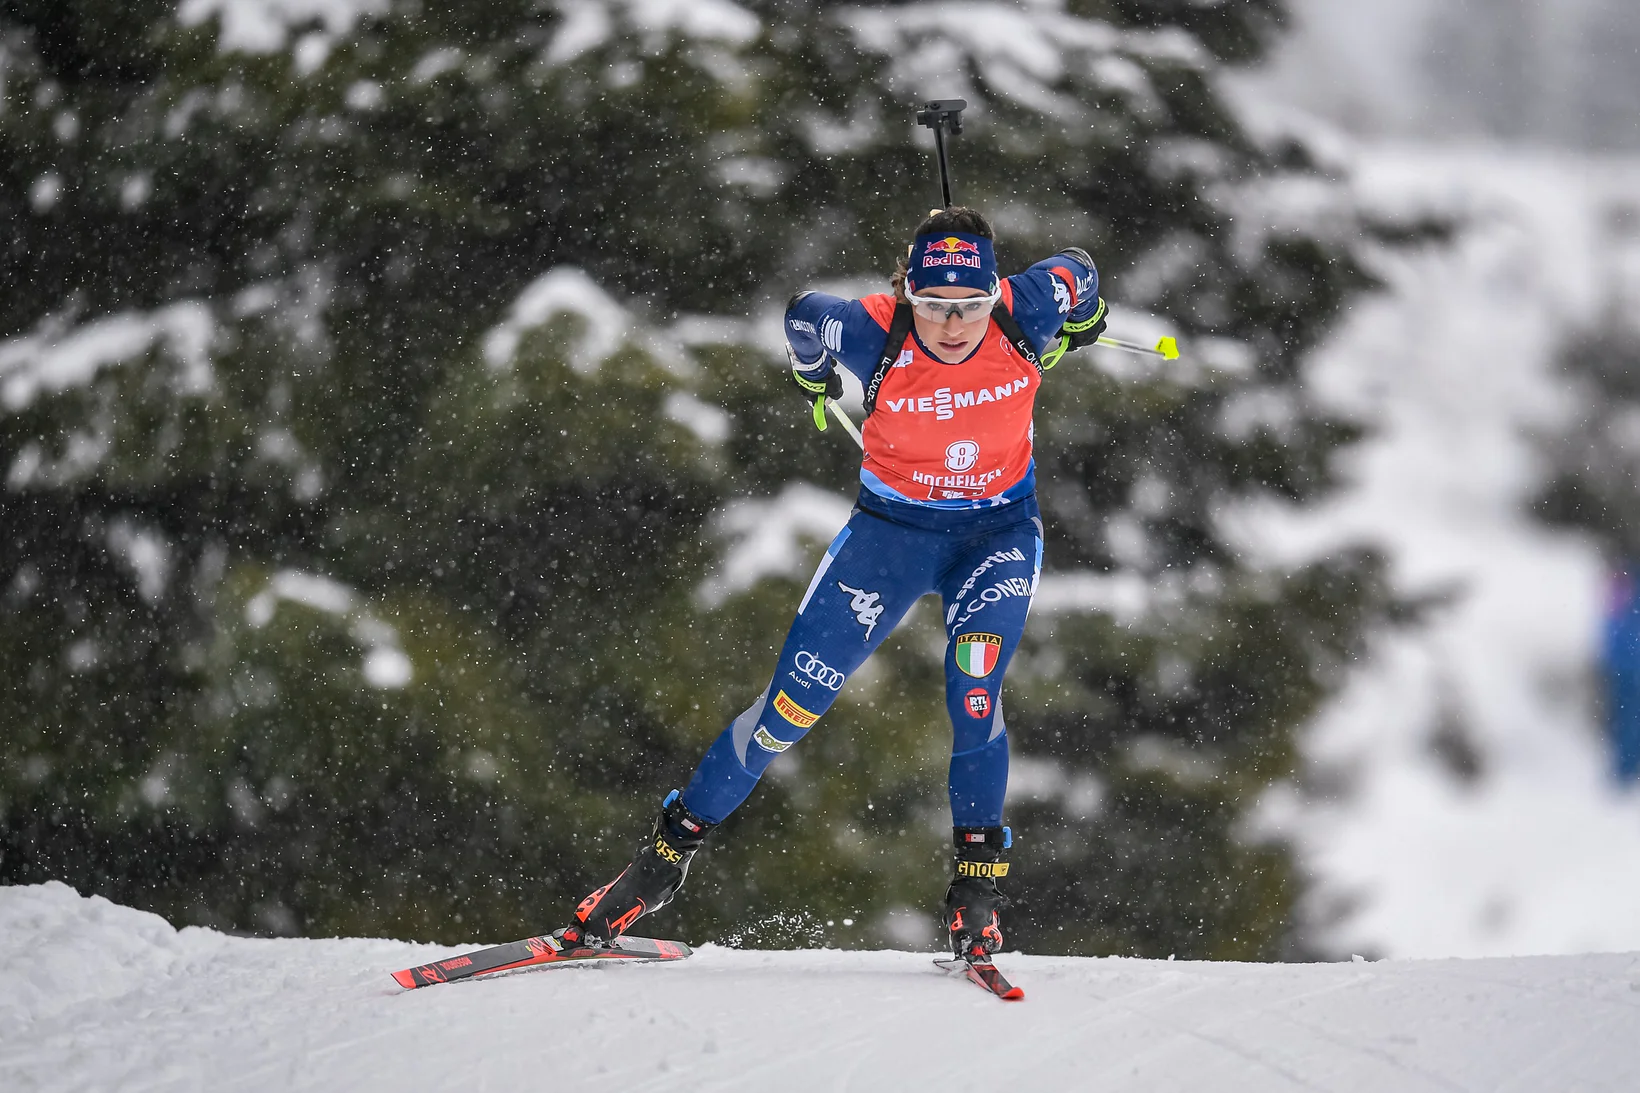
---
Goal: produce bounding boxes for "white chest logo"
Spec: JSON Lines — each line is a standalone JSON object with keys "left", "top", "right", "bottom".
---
{"left": 945, "top": 441, "right": 980, "bottom": 473}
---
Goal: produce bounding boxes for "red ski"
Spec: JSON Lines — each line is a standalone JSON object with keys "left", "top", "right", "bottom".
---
{"left": 934, "top": 955, "right": 1025, "bottom": 1001}
{"left": 391, "top": 930, "right": 691, "bottom": 989}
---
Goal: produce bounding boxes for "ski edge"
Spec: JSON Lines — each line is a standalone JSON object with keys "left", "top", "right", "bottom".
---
{"left": 934, "top": 956, "right": 1025, "bottom": 1001}
{"left": 391, "top": 932, "right": 692, "bottom": 990}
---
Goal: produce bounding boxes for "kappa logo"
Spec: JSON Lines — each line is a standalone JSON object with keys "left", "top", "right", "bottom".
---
{"left": 837, "top": 581, "right": 884, "bottom": 639}
{"left": 754, "top": 725, "right": 795, "bottom": 752}
{"left": 793, "top": 650, "right": 844, "bottom": 690}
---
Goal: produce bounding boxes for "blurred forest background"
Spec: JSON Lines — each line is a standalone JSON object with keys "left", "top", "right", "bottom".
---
{"left": 1, "top": 0, "right": 1407, "bottom": 957}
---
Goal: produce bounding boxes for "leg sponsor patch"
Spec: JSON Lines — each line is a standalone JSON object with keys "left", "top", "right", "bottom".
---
{"left": 964, "top": 688, "right": 992, "bottom": 719}
{"left": 753, "top": 726, "right": 794, "bottom": 753}
{"left": 954, "top": 632, "right": 1002, "bottom": 677}
{"left": 772, "top": 689, "right": 819, "bottom": 729}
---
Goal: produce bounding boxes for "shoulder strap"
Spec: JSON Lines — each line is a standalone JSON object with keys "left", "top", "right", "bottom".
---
{"left": 991, "top": 304, "right": 1044, "bottom": 378}
{"left": 863, "top": 302, "right": 916, "bottom": 416}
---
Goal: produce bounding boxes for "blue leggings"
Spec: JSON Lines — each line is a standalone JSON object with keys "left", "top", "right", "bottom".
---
{"left": 682, "top": 503, "right": 1043, "bottom": 827}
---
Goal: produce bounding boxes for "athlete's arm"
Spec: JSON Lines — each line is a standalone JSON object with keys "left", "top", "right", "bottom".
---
{"left": 1006, "top": 249, "right": 1102, "bottom": 350}
{"left": 784, "top": 291, "right": 892, "bottom": 386}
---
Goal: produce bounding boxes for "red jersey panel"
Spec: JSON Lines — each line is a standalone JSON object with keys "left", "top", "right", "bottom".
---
{"left": 859, "top": 284, "right": 1040, "bottom": 503}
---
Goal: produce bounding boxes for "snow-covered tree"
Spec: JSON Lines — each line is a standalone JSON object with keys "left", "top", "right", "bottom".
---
{"left": 2, "top": 0, "right": 1392, "bottom": 957}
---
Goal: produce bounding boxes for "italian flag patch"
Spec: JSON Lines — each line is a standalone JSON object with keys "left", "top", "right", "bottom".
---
{"left": 954, "top": 633, "right": 1002, "bottom": 677}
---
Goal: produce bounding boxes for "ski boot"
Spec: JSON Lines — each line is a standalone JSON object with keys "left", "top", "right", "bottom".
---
{"left": 563, "top": 790, "right": 715, "bottom": 947}
{"left": 940, "top": 825, "right": 1012, "bottom": 959}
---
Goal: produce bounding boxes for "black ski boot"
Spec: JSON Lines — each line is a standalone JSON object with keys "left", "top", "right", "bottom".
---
{"left": 564, "top": 791, "right": 714, "bottom": 946}
{"left": 940, "top": 825, "right": 1012, "bottom": 959}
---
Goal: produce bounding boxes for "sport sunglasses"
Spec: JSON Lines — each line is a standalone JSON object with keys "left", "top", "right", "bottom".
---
{"left": 903, "top": 284, "right": 1001, "bottom": 322}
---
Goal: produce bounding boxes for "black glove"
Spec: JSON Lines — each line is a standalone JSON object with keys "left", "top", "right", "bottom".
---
{"left": 1042, "top": 297, "right": 1108, "bottom": 369}
{"left": 789, "top": 353, "right": 843, "bottom": 431}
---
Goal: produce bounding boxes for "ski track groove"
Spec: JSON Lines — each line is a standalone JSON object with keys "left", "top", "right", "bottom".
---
{"left": 1074, "top": 983, "right": 1334, "bottom": 1093}
{"left": 1491, "top": 1008, "right": 1636, "bottom": 1093}
{"left": 1422, "top": 961, "right": 1640, "bottom": 1016}
{"left": 1234, "top": 970, "right": 1479, "bottom": 1093}
{"left": 1262, "top": 1008, "right": 1474, "bottom": 1093}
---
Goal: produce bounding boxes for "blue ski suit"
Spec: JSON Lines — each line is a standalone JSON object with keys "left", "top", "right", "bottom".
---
{"left": 682, "top": 251, "right": 1101, "bottom": 828}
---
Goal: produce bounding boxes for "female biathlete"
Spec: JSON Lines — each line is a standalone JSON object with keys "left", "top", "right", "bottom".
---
{"left": 564, "top": 207, "right": 1107, "bottom": 960}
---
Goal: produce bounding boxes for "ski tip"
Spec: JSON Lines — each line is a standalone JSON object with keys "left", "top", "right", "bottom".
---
{"left": 390, "top": 969, "right": 419, "bottom": 990}
{"left": 1000, "top": 984, "right": 1025, "bottom": 1001}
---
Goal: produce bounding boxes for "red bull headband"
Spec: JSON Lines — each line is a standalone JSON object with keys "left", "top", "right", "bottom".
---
{"left": 907, "top": 232, "right": 998, "bottom": 295}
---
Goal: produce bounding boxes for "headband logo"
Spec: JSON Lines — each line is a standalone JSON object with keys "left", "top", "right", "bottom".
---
{"left": 920, "top": 235, "right": 982, "bottom": 271}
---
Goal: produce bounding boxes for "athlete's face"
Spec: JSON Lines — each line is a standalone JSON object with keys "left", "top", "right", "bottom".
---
{"left": 911, "top": 286, "right": 992, "bottom": 363}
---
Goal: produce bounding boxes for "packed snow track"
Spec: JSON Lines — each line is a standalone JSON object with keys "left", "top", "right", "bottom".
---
{"left": 2, "top": 883, "right": 1637, "bottom": 1091}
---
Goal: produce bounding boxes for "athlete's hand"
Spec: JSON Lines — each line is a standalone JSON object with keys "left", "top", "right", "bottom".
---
{"left": 1042, "top": 297, "right": 1108, "bottom": 369}
{"left": 788, "top": 348, "right": 843, "bottom": 431}
{"left": 1062, "top": 296, "right": 1108, "bottom": 351}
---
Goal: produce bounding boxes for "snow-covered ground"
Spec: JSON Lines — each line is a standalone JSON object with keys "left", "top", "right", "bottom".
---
{"left": 3, "top": 882, "right": 1638, "bottom": 1092}
{"left": 1232, "top": 141, "right": 1640, "bottom": 959}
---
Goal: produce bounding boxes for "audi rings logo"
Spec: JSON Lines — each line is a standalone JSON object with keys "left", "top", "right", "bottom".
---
{"left": 795, "top": 651, "right": 845, "bottom": 690}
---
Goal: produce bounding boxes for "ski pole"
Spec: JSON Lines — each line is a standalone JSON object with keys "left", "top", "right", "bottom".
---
{"left": 1097, "top": 335, "right": 1179, "bottom": 360}
{"left": 825, "top": 399, "right": 865, "bottom": 450}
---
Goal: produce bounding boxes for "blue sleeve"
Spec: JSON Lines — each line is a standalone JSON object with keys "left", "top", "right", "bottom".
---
{"left": 1006, "top": 252, "right": 1101, "bottom": 350}
{"left": 783, "top": 292, "right": 891, "bottom": 385}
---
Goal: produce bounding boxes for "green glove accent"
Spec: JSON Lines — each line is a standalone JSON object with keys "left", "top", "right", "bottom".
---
{"left": 1063, "top": 296, "right": 1108, "bottom": 335}
{"left": 790, "top": 361, "right": 843, "bottom": 433}
{"left": 1042, "top": 296, "right": 1109, "bottom": 370}
{"left": 1041, "top": 337, "right": 1069, "bottom": 371}
{"left": 792, "top": 371, "right": 831, "bottom": 396}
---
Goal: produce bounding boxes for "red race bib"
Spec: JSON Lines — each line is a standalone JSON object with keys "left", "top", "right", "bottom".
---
{"left": 860, "top": 285, "right": 1039, "bottom": 503}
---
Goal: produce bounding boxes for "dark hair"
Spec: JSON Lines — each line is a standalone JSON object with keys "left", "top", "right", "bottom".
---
{"left": 892, "top": 206, "right": 996, "bottom": 300}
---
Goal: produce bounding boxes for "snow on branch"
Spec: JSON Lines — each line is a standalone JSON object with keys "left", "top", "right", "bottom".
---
{"left": 177, "top": 0, "right": 390, "bottom": 54}
{"left": 0, "top": 302, "right": 216, "bottom": 413}
{"left": 837, "top": 1, "right": 1204, "bottom": 121}
{"left": 695, "top": 483, "right": 855, "bottom": 608}
{"left": 482, "top": 266, "right": 696, "bottom": 378}
{"left": 541, "top": 0, "right": 761, "bottom": 67}
{"left": 244, "top": 570, "right": 414, "bottom": 689}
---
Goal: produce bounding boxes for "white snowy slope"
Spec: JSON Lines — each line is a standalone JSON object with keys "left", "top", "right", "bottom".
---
{"left": 1230, "top": 144, "right": 1640, "bottom": 962}
{"left": 3, "top": 884, "right": 1639, "bottom": 1093}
